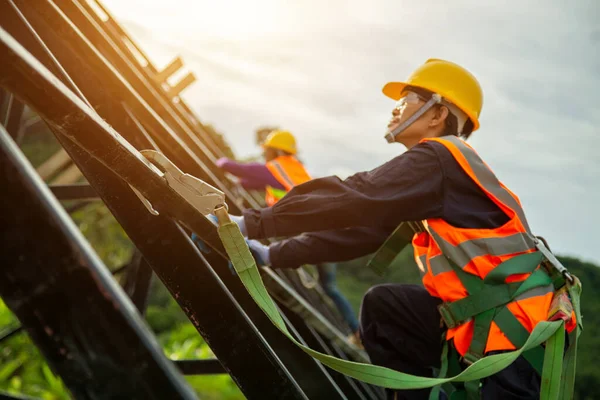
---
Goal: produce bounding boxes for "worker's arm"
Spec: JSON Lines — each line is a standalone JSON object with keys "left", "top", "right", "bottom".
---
{"left": 243, "top": 142, "right": 444, "bottom": 240}
{"left": 268, "top": 226, "right": 396, "bottom": 269}
{"left": 216, "top": 158, "right": 285, "bottom": 190}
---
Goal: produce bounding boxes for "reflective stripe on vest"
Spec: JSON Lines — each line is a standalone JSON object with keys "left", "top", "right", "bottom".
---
{"left": 264, "top": 156, "right": 312, "bottom": 206}
{"left": 428, "top": 230, "right": 535, "bottom": 273}
{"left": 417, "top": 136, "right": 552, "bottom": 356}
{"left": 268, "top": 160, "right": 295, "bottom": 189}
{"left": 438, "top": 136, "right": 532, "bottom": 234}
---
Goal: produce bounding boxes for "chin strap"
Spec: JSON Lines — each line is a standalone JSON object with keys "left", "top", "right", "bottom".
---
{"left": 384, "top": 94, "right": 442, "bottom": 143}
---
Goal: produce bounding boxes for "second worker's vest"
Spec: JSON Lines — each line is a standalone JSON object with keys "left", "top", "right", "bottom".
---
{"left": 265, "top": 156, "right": 311, "bottom": 206}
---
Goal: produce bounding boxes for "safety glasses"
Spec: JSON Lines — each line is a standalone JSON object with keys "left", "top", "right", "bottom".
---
{"left": 394, "top": 91, "right": 426, "bottom": 111}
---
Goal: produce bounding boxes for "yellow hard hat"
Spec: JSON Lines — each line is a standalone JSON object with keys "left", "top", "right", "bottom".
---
{"left": 262, "top": 130, "right": 297, "bottom": 154}
{"left": 382, "top": 59, "right": 483, "bottom": 132}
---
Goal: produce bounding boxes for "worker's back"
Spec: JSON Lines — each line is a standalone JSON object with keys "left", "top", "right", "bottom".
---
{"left": 265, "top": 155, "right": 311, "bottom": 206}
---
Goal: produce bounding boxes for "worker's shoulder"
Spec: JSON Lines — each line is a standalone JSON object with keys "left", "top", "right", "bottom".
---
{"left": 396, "top": 140, "right": 448, "bottom": 165}
{"left": 384, "top": 140, "right": 457, "bottom": 177}
{"left": 368, "top": 141, "right": 443, "bottom": 178}
{"left": 409, "top": 139, "right": 457, "bottom": 165}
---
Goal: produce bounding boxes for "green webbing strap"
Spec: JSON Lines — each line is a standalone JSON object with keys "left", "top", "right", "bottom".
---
{"left": 464, "top": 381, "right": 481, "bottom": 400}
{"left": 447, "top": 259, "right": 482, "bottom": 294}
{"left": 483, "top": 252, "right": 544, "bottom": 284}
{"left": 494, "top": 307, "right": 545, "bottom": 375}
{"left": 367, "top": 223, "right": 413, "bottom": 276}
{"left": 428, "top": 339, "right": 448, "bottom": 400}
{"left": 541, "top": 322, "right": 565, "bottom": 400}
{"left": 441, "top": 270, "right": 551, "bottom": 327}
{"left": 217, "top": 221, "right": 567, "bottom": 394}
{"left": 463, "top": 309, "right": 496, "bottom": 366}
{"left": 444, "top": 254, "right": 550, "bottom": 368}
{"left": 559, "top": 279, "right": 583, "bottom": 399}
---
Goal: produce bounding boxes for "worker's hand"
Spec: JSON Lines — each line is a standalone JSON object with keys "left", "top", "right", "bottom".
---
{"left": 207, "top": 213, "right": 247, "bottom": 236}
{"left": 230, "top": 215, "right": 247, "bottom": 236}
{"left": 215, "top": 157, "right": 229, "bottom": 168}
{"left": 246, "top": 239, "right": 270, "bottom": 266}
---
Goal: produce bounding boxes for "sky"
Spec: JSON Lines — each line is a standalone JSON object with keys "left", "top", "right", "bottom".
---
{"left": 101, "top": 0, "right": 600, "bottom": 263}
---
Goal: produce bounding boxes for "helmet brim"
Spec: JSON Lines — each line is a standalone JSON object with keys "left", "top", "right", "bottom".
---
{"left": 382, "top": 82, "right": 409, "bottom": 101}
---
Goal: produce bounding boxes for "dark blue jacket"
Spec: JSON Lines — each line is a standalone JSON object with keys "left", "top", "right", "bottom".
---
{"left": 243, "top": 138, "right": 509, "bottom": 268}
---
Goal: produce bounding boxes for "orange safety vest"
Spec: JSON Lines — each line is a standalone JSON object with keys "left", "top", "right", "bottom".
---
{"left": 412, "top": 136, "right": 557, "bottom": 357}
{"left": 264, "top": 156, "right": 312, "bottom": 206}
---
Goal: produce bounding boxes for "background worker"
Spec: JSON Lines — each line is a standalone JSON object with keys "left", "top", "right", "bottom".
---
{"left": 229, "top": 59, "right": 566, "bottom": 399}
{"left": 213, "top": 129, "right": 361, "bottom": 342}
{"left": 216, "top": 129, "right": 309, "bottom": 206}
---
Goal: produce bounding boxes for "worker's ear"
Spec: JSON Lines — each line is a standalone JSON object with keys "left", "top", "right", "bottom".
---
{"left": 429, "top": 105, "right": 449, "bottom": 129}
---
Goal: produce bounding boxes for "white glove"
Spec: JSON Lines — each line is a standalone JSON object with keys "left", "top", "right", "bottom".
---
{"left": 206, "top": 214, "right": 247, "bottom": 236}
{"left": 230, "top": 215, "right": 247, "bottom": 236}
{"left": 247, "top": 239, "right": 270, "bottom": 266}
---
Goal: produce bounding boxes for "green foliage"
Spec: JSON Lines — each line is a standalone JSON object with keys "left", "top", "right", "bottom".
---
{"left": 158, "top": 323, "right": 243, "bottom": 400}
{"left": 18, "top": 115, "right": 61, "bottom": 169}
{"left": 336, "top": 245, "right": 419, "bottom": 313}
{"left": 70, "top": 203, "right": 134, "bottom": 270}
{"left": 0, "top": 300, "right": 70, "bottom": 399}
{"left": 147, "top": 290, "right": 243, "bottom": 399}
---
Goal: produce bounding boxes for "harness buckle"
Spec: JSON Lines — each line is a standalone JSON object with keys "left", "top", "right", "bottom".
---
{"left": 438, "top": 303, "right": 461, "bottom": 329}
{"left": 462, "top": 350, "right": 483, "bottom": 366}
{"left": 132, "top": 150, "right": 227, "bottom": 216}
{"left": 534, "top": 237, "right": 574, "bottom": 284}
{"left": 547, "top": 286, "right": 574, "bottom": 322}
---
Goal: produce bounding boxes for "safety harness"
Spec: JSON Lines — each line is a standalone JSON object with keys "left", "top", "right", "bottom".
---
{"left": 214, "top": 207, "right": 582, "bottom": 400}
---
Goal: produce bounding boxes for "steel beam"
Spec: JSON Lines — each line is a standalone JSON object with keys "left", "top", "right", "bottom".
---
{"left": 281, "top": 308, "right": 367, "bottom": 400}
{"left": 36, "top": 149, "right": 72, "bottom": 181}
{"left": 77, "top": 0, "right": 243, "bottom": 170}
{"left": 328, "top": 342, "right": 386, "bottom": 400}
{"left": 0, "top": 11, "right": 352, "bottom": 398}
{"left": 0, "top": 90, "right": 24, "bottom": 139}
{"left": 49, "top": 183, "right": 98, "bottom": 200}
{"left": 0, "top": 124, "right": 197, "bottom": 399}
{"left": 175, "top": 359, "right": 226, "bottom": 375}
{"left": 75, "top": 0, "right": 261, "bottom": 209}
{"left": 154, "top": 56, "right": 184, "bottom": 84}
{"left": 34, "top": 0, "right": 243, "bottom": 207}
{"left": 167, "top": 72, "right": 196, "bottom": 98}
{"left": 0, "top": 6, "right": 366, "bottom": 399}
{"left": 122, "top": 251, "right": 153, "bottom": 315}
{"left": 0, "top": 26, "right": 341, "bottom": 400}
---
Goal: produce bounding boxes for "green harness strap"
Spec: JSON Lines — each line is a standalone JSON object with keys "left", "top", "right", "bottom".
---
{"left": 366, "top": 222, "right": 414, "bottom": 276}
{"left": 216, "top": 221, "right": 581, "bottom": 398}
{"left": 439, "top": 252, "right": 551, "bottom": 397}
{"left": 442, "top": 253, "right": 551, "bottom": 365}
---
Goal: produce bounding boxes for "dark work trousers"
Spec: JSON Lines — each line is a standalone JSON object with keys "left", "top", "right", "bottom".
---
{"left": 359, "top": 284, "right": 541, "bottom": 400}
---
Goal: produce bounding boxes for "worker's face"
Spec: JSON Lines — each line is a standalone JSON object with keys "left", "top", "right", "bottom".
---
{"left": 387, "top": 91, "right": 446, "bottom": 148}
{"left": 387, "top": 91, "right": 428, "bottom": 146}
{"left": 263, "top": 147, "right": 278, "bottom": 162}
